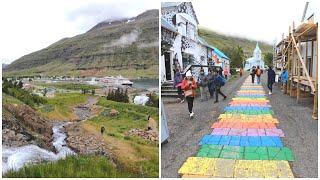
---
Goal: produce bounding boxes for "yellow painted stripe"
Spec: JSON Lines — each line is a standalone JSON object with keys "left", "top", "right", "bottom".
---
{"left": 178, "top": 157, "right": 294, "bottom": 178}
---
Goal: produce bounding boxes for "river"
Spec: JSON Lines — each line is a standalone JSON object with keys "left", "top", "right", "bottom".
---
{"left": 132, "top": 79, "right": 158, "bottom": 91}
{"left": 2, "top": 122, "right": 75, "bottom": 174}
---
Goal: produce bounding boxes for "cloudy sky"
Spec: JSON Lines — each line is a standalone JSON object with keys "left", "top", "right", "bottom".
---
{"left": 192, "top": 0, "right": 319, "bottom": 44}
{"left": 0, "top": 0, "right": 158, "bottom": 64}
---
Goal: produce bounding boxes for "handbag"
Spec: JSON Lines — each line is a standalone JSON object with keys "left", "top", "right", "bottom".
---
{"left": 184, "top": 89, "right": 193, "bottom": 97}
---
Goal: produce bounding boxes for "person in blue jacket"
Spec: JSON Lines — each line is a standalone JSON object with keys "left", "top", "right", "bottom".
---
{"left": 281, "top": 68, "right": 288, "bottom": 93}
{"left": 213, "top": 70, "right": 227, "bottom": 103}
{"left": 267, "top": 66, "right": 276, "bottom": 95}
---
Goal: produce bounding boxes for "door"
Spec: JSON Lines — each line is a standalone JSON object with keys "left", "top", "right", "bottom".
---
{"left": 164, "top": 52, "right": 172, "bottom": 80}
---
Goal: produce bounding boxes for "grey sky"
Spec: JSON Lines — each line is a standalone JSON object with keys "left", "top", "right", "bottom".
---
{"left": 0, "top": 0, "right": 158, "bottom": 64}
{"left": 192, "top": 0, "right": 319, "bottom": 45}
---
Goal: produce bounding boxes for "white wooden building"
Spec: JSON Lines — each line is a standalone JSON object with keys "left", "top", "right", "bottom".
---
{"left": 161, "top": 2, "right": 230, "bottom": 82}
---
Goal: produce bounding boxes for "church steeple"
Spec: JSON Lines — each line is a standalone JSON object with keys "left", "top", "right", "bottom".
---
{"left": 253, "top": 42, "right": 261, "bottom": 60}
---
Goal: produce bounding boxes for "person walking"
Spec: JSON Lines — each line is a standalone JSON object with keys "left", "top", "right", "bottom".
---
{"left": 213, "top": 70, "right": 227, "bottom": 103}
{"left": 281, "top": 68, "right": 289, "bottom": 94}
{"left": 174, "top": 70, "right": 184, "bottom": 103}
{"left": 218, "top": 67, "right": 223, "bottom": 77}
{"left": 207, "top": 68, "right": 215, "bottom": 98}
{"left": 267, "top": 66, "right": 276, "bottom": 95}
{"left": 223, "top": 67, "right": 229, "bottom": 80}
{"left": 240, "top": 68, "right": 243, "bottom": 77}
{"left": 251, "top": 66, "right": 256, "bottom": 83}
{"left": 101, "top": 126, "right": 105, "bottom": 135}
{"left": 256, "top": 66, "right": 262, "bottom": 84}
{"left": 181, "top": 71, "right": 197, "bottom": 118}
{"left": 198, "top": 69, "right": 209, "bottom": 101}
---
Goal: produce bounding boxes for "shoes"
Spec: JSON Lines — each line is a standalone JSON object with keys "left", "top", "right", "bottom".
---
{"left": 180, "top": 99, "right": 185, "bottom": 103}
{"left": 190, "top": 112, "right": 194, "bottom": 118}
{"left": 214, "top": 100, "right": 218, "bottom": 103}
{"left": 268, "top": 91, "right": 272, "bottom": 95}
{"left": 224, "top": 96, "right": 227, "bottom": 100}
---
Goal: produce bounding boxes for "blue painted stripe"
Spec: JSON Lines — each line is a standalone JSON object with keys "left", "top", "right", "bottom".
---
{"left": 199, "top": 135, "right": 283, "bottom": 147}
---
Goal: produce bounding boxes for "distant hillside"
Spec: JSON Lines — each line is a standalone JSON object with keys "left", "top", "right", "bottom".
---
{"left": 4, "top": 9, "right": 159, "bottom": 78}
{"left": 198, "top": 27, "right": 273, "bottom": 57}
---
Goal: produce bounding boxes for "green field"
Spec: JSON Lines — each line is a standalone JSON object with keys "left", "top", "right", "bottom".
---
{"left": 38, "top": 93, "right": 89, "bottom": 121}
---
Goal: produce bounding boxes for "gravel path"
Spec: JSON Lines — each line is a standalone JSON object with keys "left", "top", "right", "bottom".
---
{"left": 260, "top": 74, "right": 318, "bottom": 178}
{"left": 161, "top": 75, "right": 247, "bottom": 178}
{"left": 161, "top": 73, "right": 318, "bottom": 178}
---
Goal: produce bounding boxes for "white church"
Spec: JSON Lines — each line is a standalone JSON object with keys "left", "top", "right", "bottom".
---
{"left": 244, "top": 42, "right": 265, "bottom": 70}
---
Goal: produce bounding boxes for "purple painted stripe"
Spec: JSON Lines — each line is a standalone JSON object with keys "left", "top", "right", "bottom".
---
{"left": 211, "top": 128, "right": 285, "bottom": 137}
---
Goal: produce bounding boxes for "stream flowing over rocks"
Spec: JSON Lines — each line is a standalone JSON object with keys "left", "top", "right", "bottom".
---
{"left": 2, "top": 122, "right": 75, "bottom": 174}
{"left": 2, "top": 96, "right": 103, "bottom": 174}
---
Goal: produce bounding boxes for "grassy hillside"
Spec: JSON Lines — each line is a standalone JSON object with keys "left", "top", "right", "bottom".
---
{"left": 198, "top": 26, "right": 273, "bottom": 56}
{"left": 3, "top": 10, "right": 159, "bottom": 78}
{"left": 83, "top": 97, "right": 159, "bottom": 177}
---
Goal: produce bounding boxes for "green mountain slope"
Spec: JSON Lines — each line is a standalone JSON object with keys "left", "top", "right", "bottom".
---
{"left": 4, "top": 9, "right": 159, "bottom": 78}
{"left": 198, "top": 26, "right": 273, "bottom": 57}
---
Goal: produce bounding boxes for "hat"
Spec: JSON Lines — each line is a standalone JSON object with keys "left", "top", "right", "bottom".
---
{"left": 186, "top": 70, "right": 192, "bottom": 77}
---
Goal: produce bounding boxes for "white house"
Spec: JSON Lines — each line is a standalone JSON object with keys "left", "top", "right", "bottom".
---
{"left": 161, "top": 2, "right": 231, "bottom": 82}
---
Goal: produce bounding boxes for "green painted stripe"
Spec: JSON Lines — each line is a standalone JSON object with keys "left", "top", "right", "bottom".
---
{"left": 196, "top": 145, "right": 294, "bottom": 161}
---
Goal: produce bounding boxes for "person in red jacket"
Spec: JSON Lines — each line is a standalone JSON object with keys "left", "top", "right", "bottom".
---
{"left": 181, "top": 70, "right": 197, "bottom": 118}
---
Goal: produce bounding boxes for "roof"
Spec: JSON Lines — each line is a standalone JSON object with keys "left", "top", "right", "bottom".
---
{"left": 161, "top": 2, "right": 199, "bottom": 24}
{"left": 254, "top": 42, "right": 261, "bottom": 54}
{"left": 213, "top": 47, "right": 230, "bottom": 60}
{"left": 198, "top": 37, "right": 230, "bottom": 60}
{"left": 161, "top": 18, "right": 178, "bottom": 33}
{"left": 198, "top": 37, "right": 213, "bottom": 49}
{"left": 161, "top": 2, "right": 182, "bottom": 8}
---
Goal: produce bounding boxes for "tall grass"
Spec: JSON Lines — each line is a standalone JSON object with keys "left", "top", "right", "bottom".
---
{"left": 3, "top": 155, "right": 153, "bottom": 178}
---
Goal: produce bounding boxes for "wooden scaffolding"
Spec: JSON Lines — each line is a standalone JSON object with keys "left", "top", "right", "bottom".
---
{"left": 275, "top": 21, "right": 318, "bottom": 120}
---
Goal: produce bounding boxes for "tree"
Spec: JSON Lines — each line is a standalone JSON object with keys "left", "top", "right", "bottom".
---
{"left": 264, "top": 52, "right": 273, "bottom": 67}
{"left": 222, "top": 45, "right": 244, "bottom": 68}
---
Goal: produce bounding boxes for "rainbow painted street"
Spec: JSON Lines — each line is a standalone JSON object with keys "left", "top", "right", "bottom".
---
{"left": 178, "top": 77, "right": 295, "bottom": 178}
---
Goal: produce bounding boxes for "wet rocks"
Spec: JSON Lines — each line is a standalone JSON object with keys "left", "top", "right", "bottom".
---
{"left": 124, "top": 128, "right": 158, "bottom": 141}
{"left": 2, "top": 104, "right": 54, "bottom": 151}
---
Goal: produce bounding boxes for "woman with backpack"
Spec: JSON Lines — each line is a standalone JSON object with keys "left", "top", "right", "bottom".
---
{"left": 256, "top": 66, "right": 263, "bottom": 84}
{"left": 213, "top": 70, "right": 227, "bottom": 103}
{"left": 181, "top": 70, "right": 197, "bottom": 118}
